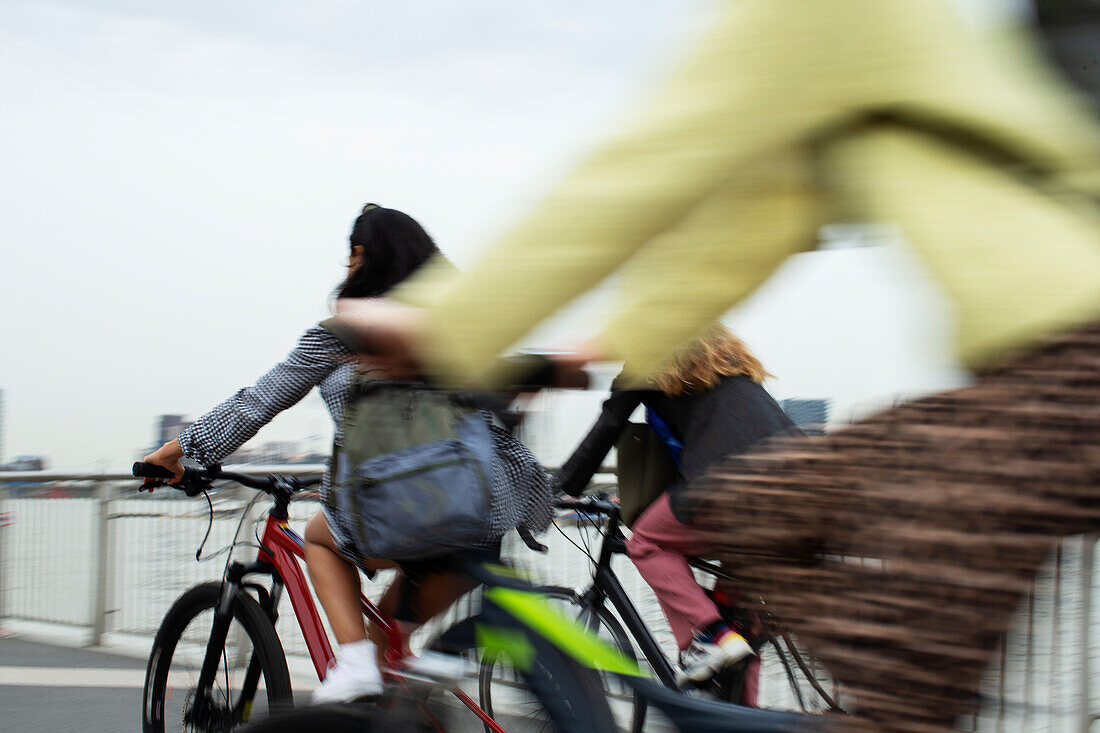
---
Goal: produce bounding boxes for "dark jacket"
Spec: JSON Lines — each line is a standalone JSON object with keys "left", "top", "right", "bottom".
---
{"left": 557, "top": 373, "right": 797, "bottom": 523}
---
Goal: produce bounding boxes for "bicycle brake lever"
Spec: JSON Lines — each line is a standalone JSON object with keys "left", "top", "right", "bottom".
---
{"left": 518, "top": 526, "right": 548, "bottom": 553}
{"left": 179, "top": 479, "right": 210, "bottom": 497}
{"left": 177, "top": 466, "right": 215, "bottom": 497}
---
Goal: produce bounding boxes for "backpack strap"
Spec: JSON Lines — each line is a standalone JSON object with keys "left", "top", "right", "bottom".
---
{"left": 645, "top": 407, "right": 683, "bottom": 469}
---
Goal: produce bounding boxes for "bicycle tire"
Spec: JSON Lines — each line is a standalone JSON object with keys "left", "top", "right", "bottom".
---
{"left": 143, "top": 582, "right": 293, "bottom": 733}
{"left": 477, "top": 585, "right": 644, "bottom": 733}
{"left": 519, "top": 637, "right": 619, "bottom": 733}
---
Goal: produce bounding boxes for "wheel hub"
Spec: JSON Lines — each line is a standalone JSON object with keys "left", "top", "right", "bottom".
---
{"left": 181, "top": 687, "right": 236, "bottom": 732}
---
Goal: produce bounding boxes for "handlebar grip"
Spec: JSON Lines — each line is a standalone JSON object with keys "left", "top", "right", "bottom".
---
{"left": 132, "top": 462, "right": 175, "bottom": 479}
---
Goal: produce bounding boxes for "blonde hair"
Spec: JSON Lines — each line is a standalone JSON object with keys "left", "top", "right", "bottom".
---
{"left": 649, "top": 325, "right": 771, "bottom": 396}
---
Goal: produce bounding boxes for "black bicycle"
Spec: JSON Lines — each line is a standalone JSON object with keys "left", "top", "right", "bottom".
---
{"left": 478, "top": 494, "right": 843, "bottom": 733}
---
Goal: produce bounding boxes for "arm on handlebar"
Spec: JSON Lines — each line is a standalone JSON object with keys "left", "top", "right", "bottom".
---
{"left": 133, "top": 462, "right": 211, "bottom": 496}
{"left": 320, "top": 316, "right": 588, "bottom": 392}
{"left": 554, "top": 492, "right": 620, "bottom": 520}
{"left": 556, "top": 388, "right": 641, "bottom": 497}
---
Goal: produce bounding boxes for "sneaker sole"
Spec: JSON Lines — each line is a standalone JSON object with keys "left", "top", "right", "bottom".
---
{"left": 676, "top": 650, "right": 755, "bottom": 685}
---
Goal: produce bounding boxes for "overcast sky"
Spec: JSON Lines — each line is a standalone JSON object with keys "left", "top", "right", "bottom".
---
{"left": 0, "top": 1, "right": 970, "bottom": 470}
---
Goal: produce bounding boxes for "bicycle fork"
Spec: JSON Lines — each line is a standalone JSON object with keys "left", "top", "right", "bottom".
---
{"left": 189, "top": 562, "right": 277, "bottom": 726}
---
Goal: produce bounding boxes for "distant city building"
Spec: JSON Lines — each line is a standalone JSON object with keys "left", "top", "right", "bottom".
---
{"left": 226, "top": 440, "right": 316, "bottom": 466}
{"left": 155, "top": 414, "right": 193, "bottom": 446}
{"left": 148, "top": 411, "right": 323, "bottom": 466}
{"left": 782, "top": 398, "right": 831, "bottom": 435}
{"left": 0, "top": 455, "right": 47, "bottom": 471}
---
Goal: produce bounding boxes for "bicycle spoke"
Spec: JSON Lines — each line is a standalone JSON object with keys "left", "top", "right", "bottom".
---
{"left": 479, "top": 589, "right": 640, "bottom": 733}
{"left": 154, "top": 605, "right": 272, "bottom": 732}
{"left": 222, "top": 647, "right": 231, "bottom": 710}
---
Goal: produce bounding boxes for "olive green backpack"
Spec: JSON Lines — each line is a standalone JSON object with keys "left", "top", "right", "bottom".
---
{"left": 615, "top": 423, "right": 679, "bottom": 526}
{"left": 329, "top": 378, "right": 495, "bottom": 560}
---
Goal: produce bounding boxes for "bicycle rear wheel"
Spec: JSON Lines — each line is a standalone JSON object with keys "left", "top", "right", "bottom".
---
{"left": 143, "top": 582, "right": 293, "bottom": 733}
{"left": 705, "top": 589, "right": 840, "bottom": 713}
{"left": 478, "top": 586, "right": 644, "bottom": 733}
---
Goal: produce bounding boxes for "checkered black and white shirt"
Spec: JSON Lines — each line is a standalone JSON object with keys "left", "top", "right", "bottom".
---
{"left": 177, "top": 325, "right": 553, "bottom": 558}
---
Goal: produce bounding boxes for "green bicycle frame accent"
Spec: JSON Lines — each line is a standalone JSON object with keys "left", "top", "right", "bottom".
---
{"left": 476, "top": 625, "right": 536, "bottom": 671}
{"left": 484, "top": 586, "right": 646, "bottom": 678}
{"left": 481, "top": 562, "right": 538, "bottom": 581}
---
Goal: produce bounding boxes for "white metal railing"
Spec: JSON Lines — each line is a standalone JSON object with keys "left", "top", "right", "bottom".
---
{"left": 0, "top": 467, "right": 812, "bottom": 713}
{"left": 0, "top": 469, "right": 1096, "bottom": 729}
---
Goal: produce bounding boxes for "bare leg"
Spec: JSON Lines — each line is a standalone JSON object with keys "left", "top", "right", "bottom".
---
{"left": 303, "top": 510, "right": 473, "bottom": 663}
{"left": 371, "top": 571, "right": 477, "bottom": 665}
{"left": 304, "top": 512, "right": 368, "bottom": 645}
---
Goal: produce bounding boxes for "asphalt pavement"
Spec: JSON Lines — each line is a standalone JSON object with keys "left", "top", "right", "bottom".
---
{"left": 0, "top": 636, "right": 147, "bottom": 732}
{"left": 0, "top": 634, "right": 606, "bottom": 732}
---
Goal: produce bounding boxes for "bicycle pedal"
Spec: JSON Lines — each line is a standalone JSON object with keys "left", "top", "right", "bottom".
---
{"left": 387, "top": 670, "right": 447, "bottom": 688}
{"left": 390, "top": 651, "right": 469, "bottom": 685}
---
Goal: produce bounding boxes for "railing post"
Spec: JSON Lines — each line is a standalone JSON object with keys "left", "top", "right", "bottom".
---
{"left": 0, "top": 483, "right": 8, "bottom": 623}
{"left": 1079, "top": 534, "right": 1096, "bottom": 733}
{"left": 89, "top": 480, "right": 111, "bottom": 647}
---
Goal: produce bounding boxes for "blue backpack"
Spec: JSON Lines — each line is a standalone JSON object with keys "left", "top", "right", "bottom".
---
{"left": 645, "top": 407, "right": 683, "bottom": 469}
{"left": 330, "top": 379, "right": 496, "bottom": 561}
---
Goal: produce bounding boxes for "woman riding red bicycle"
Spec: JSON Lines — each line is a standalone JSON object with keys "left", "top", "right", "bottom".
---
{"left": 142, "top": 203, "right": 551, "bottom": 705}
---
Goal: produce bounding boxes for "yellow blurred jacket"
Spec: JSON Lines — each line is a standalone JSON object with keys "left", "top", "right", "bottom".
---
{"left": 396, "top": 0, "right": 1100, "bottom": 386}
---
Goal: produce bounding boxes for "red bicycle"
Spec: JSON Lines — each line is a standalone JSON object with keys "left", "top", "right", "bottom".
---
{"left": 134, "top": 462, "right": 504, "bottom": 733}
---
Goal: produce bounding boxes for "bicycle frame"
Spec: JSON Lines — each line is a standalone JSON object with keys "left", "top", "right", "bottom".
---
{"left": 572, "top": 510, "right": 740, "bottom": 690}
{"left": 253, "top": 511, "right": 405, "bottom": 678}
{"left": 572, "top": 506, "right": 846, "bottom": 718}
{"left": 580, "top": 519, "right": 679, "bottom": 686}
{"left": 211, "top": 507, "right": 506, "bottom": 733}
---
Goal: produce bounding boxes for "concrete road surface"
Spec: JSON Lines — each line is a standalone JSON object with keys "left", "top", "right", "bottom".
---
{"left": 0, "top": 635, "right": 651, "bottom": 732}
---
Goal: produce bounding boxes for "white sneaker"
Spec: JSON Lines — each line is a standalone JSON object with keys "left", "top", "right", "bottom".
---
{"left": 311, "top": 640, "right": 384, "bottom": 704}
{"left": 675, "top": 631, "right": 754, "bottom": 685}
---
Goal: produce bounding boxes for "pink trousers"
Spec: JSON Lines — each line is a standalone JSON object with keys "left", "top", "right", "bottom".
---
{"left": 626, "top": 492, "right": 759, "bottom": 705}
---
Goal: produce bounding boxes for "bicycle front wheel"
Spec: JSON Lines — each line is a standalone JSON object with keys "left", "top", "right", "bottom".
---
{"left": 478, "top": 585, "right": 643, "bottom": 733}
{"left": 143, "top": 582, "right": 293, "bottom": 733}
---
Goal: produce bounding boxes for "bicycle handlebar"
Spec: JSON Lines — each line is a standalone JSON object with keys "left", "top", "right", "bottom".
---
{"left": 132, "top": 462, "right": 175, "bottom": 480}
{"left": 554, "top": 493, "right": 619, "bottom": 519}
{"left": 132, "top": 462, "right": 322, "bottom": 496}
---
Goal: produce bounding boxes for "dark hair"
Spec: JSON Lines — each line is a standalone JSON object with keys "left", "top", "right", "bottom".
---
{"left": 337, "top": 204, "right": 441, "bottom": 298}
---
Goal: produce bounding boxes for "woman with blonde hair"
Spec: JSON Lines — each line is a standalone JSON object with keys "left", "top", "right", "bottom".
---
{"left": 556, "top": 325, "right": 795, "bottom": 693}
